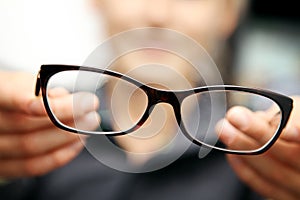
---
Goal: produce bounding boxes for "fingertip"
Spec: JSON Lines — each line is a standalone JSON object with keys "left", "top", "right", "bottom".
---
{"left": 74, "top": 111, "right": 101, "bottom": 132}
{"left": 226, "top": 106, "right": 251, "bottom": 132}
{"left": 51, "top": 141, "right": 84, "bottom": 168}
{"left": 216, "top": 118, "right": 237, "bottom": 145}
{"left": 24, "top": 141, "right": 84, "bottom": 177}
{"left": 281, "top": 125, "right": 300, "bottom": 142}
{"left": 69, "top": 140, "right": 85, "bottom": 153}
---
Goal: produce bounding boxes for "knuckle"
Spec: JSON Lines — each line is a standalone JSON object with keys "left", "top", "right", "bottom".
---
{"left": 23, "top": 155, "right": 56, "bottom": 177}
{"left": 285, "top": 146, "right": 300, "bottom": 164}
{"left": 10, "top": 112, "right": 27, "bottom": 124}
{"left": 19, "top": 134, "right": 37, "bottom": 155}
{"left": 270, "top": 169, "right": 285, "bottom": 183}
{"left": 7, "top": 113, "right": 35, "bottom": 132}
{"left": 23, "top": 159, "right": 44, "bottom": 177}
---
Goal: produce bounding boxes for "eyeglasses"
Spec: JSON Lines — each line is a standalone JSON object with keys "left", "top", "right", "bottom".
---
{"left": 35, "top": 65, "right": 293, "bottom": 155}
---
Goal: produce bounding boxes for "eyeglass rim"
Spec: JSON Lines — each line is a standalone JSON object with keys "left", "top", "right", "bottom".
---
{"left": 35, "top": 64, "right": 294, "bottom": 155}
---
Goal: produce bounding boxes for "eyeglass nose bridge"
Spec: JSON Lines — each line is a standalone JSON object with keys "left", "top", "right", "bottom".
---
{"left": 145, "top": 88, "right": 183, "bottom": 126}
{"left": 146, "top": 88, "right": 182, "bottom": 106}
{"left": 144, "top": 87, "right": 201, "bottom": 146}
{"left": 123, "top": 88, "right": 183, "bottom": 135}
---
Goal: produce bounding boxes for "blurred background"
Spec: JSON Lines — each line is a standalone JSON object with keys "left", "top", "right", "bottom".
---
{"left": 0, "top": 0, "right": 102, "bottom": 72}
{"left": 0, "top": 0, "right": 299, "bottom": 95}
{"left": 233, "top": 0, "right": 300, "bottom": 95}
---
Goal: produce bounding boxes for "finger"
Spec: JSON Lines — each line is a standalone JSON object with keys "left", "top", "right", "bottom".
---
{"left": 216, "top": 119, "right": 259, "bottom": 151}
{"left": 27, "top": 88, "right": 94, "bottom": 117}
{"left": 0, "top": 71, "right": 42, "bottom": 114}
{"left": 280, "top": 126, "right": 300, "bottom": 143}
{"left": 226, "top": 106, "right": 276, "bottom": 145}
{"left": 220, "top": 107, "right": 300, "bottom": 171}
{"left": 71, "top": 111, "right": 101, "bottom": 132}
{"left": 224, "top": 108, "right": 300, "bottom": 176}
{"left": 48, "top": 92, "right": 100, "bottom": 121}
{"left": 48, "top": 87, "right": 70, "bottom": 98}
{"left": 230, "top": 154, "right": 300, "bottom": 198}
{"left": 280, "top": 96, "right": 300, "bottom": 142}
{"left": 0, "top": 104, "right": 100, "bottom": 133}
{"left": 261, "top": 138, "right": 300, "bottom": 172}
{"left": 0, "top": 140, "right": 84, "bottom": 179}
{"left": 0, "top": 130, "right": 79, "bottom": 158}
{"left": 0, "top": 111, "right": 51, "bottom": 133}
{"left": 28, "top": 87, "right": 71, "bottom": 116}
{"left": 0, "top": 112, "right": 99, "bottom": 157}
{"left": 227, "top": 155, "right": 299, "bottom": 200}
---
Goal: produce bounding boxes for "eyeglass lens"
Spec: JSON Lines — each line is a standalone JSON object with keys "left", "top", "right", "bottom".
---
{"left": 45, "top": 70, "right": 282, "bottom": 153}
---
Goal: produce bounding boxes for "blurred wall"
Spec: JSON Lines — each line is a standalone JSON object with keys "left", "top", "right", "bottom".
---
{"left": 0, "top": 0, "right": 299, "bottom": 96}
{"left": 0, "top": 0, "right": 102, "bottom": 73}
{"left": 234, "top": 0, "right": 300, "bottom": 95}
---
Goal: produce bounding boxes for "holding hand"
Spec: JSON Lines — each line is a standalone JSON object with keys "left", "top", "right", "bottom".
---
{"left": 218, "top": 96, "right": 300, "bottom": 200}
{"left": 0, "top": 71, "right": 99, "bottom": 179}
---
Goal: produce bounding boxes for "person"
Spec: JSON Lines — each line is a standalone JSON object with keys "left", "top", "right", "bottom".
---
{"left": 1, "top": 0, "right": 300, "bottom": 200}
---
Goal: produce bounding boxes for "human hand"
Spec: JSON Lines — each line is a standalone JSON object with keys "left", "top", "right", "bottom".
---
{"left": 217, "top": 96, "right": 300, "bottom": 200}
{"left": 0, "top": 71, "right": 99, "bottom": 179}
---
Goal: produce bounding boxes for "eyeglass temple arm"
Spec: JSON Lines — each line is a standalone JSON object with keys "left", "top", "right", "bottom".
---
{"left": 35, "top": 73, "right": 41, "bottom": 97}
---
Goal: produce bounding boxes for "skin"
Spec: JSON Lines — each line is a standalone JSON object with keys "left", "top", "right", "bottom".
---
{"left": 93, "top": 0, "right": 242, "bottom": 156}
{"left": 0, "top": 71, "right": 98, "bottom": 178}
{"left": 1, "top": 1, "right": 299, "bottom": 200}
{"left": 220, "top": 99, "right": 300, "bottom": 200}
{"left": 94, "top": 0, "right": 300, "bottom": 199}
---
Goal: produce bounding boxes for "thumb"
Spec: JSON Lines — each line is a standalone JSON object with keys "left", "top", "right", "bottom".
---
{"left": 280, "top": 96, "right": 300, "bottom": 143}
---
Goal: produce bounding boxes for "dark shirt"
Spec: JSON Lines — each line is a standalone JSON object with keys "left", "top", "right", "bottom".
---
{"left": 0, "top": 147, "right": 263, "bottom": 200}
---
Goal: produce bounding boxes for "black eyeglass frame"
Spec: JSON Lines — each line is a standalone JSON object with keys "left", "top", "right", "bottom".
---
{"left": 35, "top": 64, "right": 293, "bottom": 155}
